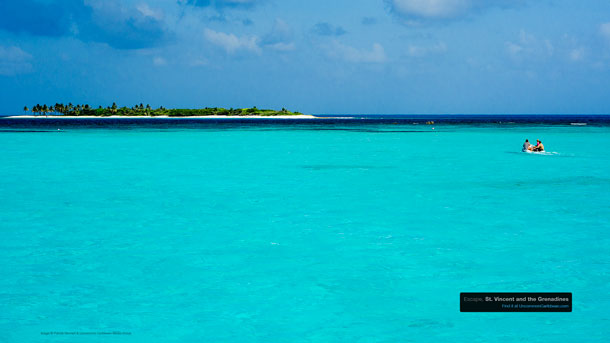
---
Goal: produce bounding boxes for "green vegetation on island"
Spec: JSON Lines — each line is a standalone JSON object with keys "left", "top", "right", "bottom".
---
{"left": 23, "top": 103, "right": 304, "bottom": 117}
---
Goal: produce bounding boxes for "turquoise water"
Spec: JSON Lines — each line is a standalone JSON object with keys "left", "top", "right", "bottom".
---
{"left": 1, "top": 119, "right": 609, "bottom": 342}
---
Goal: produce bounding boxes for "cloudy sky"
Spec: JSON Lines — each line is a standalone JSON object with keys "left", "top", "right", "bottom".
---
{"left": 1, "top": 0, "right": 610, "bottom": 114}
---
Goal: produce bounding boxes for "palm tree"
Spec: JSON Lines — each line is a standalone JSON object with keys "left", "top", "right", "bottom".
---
{"left": 24, "top": 106, "right": 29, "bottom": 115}
{"left": 42, "top": 104, "right": 48, "bottom": 117}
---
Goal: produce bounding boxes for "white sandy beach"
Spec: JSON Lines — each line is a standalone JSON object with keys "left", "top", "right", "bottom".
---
{"left": 4, "top": 115, "right": 318, "bottom": 119}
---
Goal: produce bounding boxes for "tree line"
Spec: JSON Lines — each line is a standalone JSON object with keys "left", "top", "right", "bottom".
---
{"left": 22, "top": 103, "right": 301, "bottom": 117}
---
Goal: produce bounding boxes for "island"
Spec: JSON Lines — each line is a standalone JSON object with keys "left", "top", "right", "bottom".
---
{"left": 13, "top": 103, "right": 316, "bottom": 118}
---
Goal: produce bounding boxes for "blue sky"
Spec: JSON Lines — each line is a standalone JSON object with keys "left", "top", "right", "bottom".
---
{"left": 1, "top": 0, "right": 610, "bottom": 114}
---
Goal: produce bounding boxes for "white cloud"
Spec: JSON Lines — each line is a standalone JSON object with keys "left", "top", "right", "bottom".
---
{"left": 389, "top": 0, "right": 471, "bottom": 19}
{"left": 327, "top": 41, "right": 387, "bottom": 63}
{"left": 505, "top": 42, "right": 523, "bottom": 57}
{"left": 569, "top": 47, "right": 585, "bottom": 62}
{"left": 544, "top": 39, "right": 554, "bottom": 55}
{"left": 223, "top": 0, "right": 256, "bottom": 4}
{"left": 406, "top": 42, "right": 447, "bottom": 57}
{"left": 386, "top": 0, "right": 524, "bottom": 23}
{"left": 600, "top": 22, "right": 610, "bottom": 41}
{"left": 136, "top": 3, "right": 163, "bottom": 20}
{"left": 153, "top": 56, "right": 167, "bottom": 66}
{"left": 190, "top": 58, "right": 209, "bottom": 67}
{"left": 180, "top": 0, "right": 260, "bottom": 9}
{"left": 262, "top": 19, "right": 296, "bottom": 52}
{"left": 312, "top": 22, "right": 347, "bottom": 36}
{"left": 204, "top": 28, "right": 261, "bottom": 54}
{"left": 0, "top": 46, "right": 33, "bottom": 76}
{"left": 266, "top": 42, "right": 296, "bottom": 51}
{"left": 505, "top": 30, "right": 553, "bottom": 61}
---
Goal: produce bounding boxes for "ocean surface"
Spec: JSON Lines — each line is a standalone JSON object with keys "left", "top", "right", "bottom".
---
{"left": 1, "top": 115, "right": 609, "bottom": 342}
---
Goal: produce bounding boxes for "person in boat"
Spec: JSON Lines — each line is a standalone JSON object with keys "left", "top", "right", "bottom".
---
{"left": 522, "top": 139, "right": 532, "bottom": 152}
{"left": 533, "top": 139, "right": 545, "bottom": 152}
